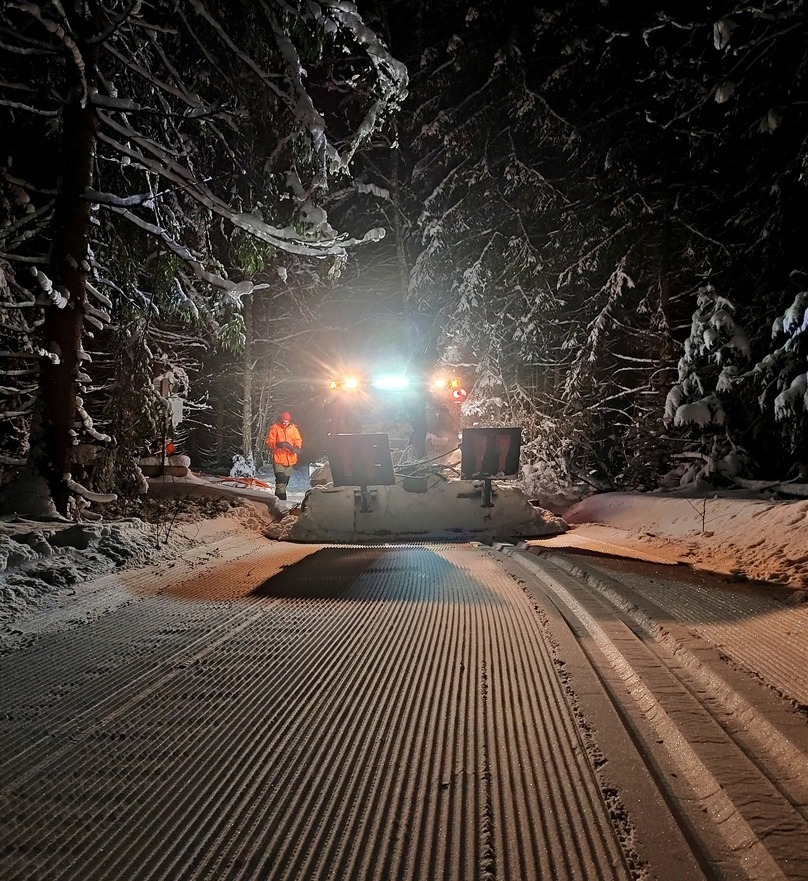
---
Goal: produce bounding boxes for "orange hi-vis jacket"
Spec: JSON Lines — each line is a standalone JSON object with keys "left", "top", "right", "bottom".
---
{"left": 266, "top": 421, "right": 303, "bottom": 467}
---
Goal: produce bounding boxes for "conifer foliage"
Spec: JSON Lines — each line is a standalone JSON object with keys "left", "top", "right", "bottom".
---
{"left": 2, "top": 0, "right": 806, "bottom": 515}
{"left": 382, "top": 0, "right": 807, "bottom": 488}
{"left": 0, "top": 0, "right": 406, "bottom": 514}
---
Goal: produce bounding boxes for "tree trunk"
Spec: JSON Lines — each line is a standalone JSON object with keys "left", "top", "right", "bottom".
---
{"left": 34, "top": 44, "right": 98, "bottom": 516}
{"left": 657, "top": 208, "right": 676, "bottom": 401}
{"left": 255, "top": 294, "right": 274, "bottom": 465}
{"left": 242, "top": 294, "right": 254, "bottom": 462}
{"left": 390, "top": 137, "right": 410, "bottom": 311}
{"left": 215, "top": 377, "right": 227, "bottom": 465}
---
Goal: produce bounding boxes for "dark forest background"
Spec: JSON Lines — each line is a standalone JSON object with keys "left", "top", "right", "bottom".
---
{"left": 1, "top": 0, "right": 806, "bottom": 515}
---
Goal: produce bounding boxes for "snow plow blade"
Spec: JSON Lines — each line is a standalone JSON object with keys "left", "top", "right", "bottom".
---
{"left": 287, "top": 479, "right": 567, "bottom": 544}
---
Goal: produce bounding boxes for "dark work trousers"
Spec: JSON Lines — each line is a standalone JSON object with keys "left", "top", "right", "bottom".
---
{"left": 273, "top": 464, "right": 293, "bottom": 500}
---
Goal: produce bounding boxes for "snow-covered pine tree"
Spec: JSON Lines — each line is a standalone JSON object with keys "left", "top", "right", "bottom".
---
{"left": 640, "top": 1, "right": 808, "bottom": 482}
{"left": 751, "top": 286, "right": 808, "bottom": 475}
{"left": 391, "top": 0, "right": 807, "bottom": 487}
{"left": 391, "top": 0, "right": 686, "bottom": 489}
{"left": 663, "top": 286, "right": 753, "bottom": 484}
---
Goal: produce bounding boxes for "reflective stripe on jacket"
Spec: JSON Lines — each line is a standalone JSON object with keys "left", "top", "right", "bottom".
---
{"left": 266, "top": 422, "right": 302, "bottom": 467}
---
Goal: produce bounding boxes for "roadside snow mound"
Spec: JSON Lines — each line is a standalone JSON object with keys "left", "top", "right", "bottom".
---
{"left": 564, "top": 492, "right": 808, "bottom": 589}
{"left": 0, "top": 519, "right": 170, "bottom": 626}
{"left": 147, "top": 472, "right": 285, "bottom": 519}
{"left": 0, "top": 502, "right": 277, "bottom": 632}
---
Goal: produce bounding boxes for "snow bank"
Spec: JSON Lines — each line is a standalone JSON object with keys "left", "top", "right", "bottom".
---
{"left": 564, "top": 492, "right": 808, "bottom": 589}
{"left": 0, "top": 519, "right": 172, "bottom": 627}
{"left": 146, "top": 473, "right": 285, "bottom": 518}
{"left": 0, "top": 502, "right": 276, "bottom": 635}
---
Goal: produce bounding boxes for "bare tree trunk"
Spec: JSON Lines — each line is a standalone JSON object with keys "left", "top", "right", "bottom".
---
{"left": 215, "top": 381, "right": 227, "bottom": 465}
{"left": 657, "top": 208, "right": 676, "bottom": 401}
{"left": 255, "top": 294, "right": 274, "bottom": 466}
{"left": 33, "top": 40, "right": 98, "bottom": 516}
{"left": 390, "top": 137, "right": 410, "bottom": 311}
{"left": 242, "top": 294, "right": 254, "bottom": 462}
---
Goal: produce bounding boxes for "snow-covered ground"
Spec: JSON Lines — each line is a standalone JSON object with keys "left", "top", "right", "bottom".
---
{"left": 562, "top": 489, "right": 808, "bottom": 591}
{"left": 1, "top": 479, "right": 806, "bottom": 644}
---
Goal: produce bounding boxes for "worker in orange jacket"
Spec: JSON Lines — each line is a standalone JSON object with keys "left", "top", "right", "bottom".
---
{"left": 266, "top": 410, "right": 302, "bottom": 501}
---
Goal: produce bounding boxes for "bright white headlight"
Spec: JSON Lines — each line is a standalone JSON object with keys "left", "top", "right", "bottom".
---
{"left": 372, "top": 374, "right": 410, "bottom": 391}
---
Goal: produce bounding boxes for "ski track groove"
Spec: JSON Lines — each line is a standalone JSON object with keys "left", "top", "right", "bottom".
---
{"left": 548, "top": 555, "right": 808, "bottom": 816}
{"left": 0, "top": 542, "right": 305, "bottom": 776}
{"left": 188, "top": 588, "right": 405, "bottom": 879}
{"left": 1, "top": 603, "right": 254, "bottom": 779}
{"left": 3, "top": 606, "right": 270, "bottom": 879}
{"left": 0, "top": 545, "right": 639, "bottom": 880}
{"left": 136, "top": 600, "right": 356, "bottom": 877}
{"left": 255, "top": 571, "right": 430, "bottom": 880}
{"left": 478, "top": 551, "right": 626, "bottom": 881}
{"left": 490, "top": 592, "right": 577, "bottom": 880}
{"left": 324, "top": 566, "right": 452, "bottom": 881}
{"left": 327, "top": 567, "right": 440, "bottom": 881}
{"left": 507, "top": 551, "right": 806, "bottom": 881}
{"left": 618, "top": 577, "right": 808, "bottom": 707}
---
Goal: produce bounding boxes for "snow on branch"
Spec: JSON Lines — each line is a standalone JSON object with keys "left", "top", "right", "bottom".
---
{"left": 65, "top": 473, "right": 117, "bottom": 503}
{"left": 0, "top": 97, "right": 59, "bottom": 116}
{"left": 310, "top": 0, "right": 407, "bottom": 167}
{"left": 779, "top": 290, "right": 807, "bottom": 337}
{"left": 557, "top": 222, "right": 631, "bottom": 288}
{"left": 83, "top": 302, "right": 111, "bottom": 331}
{"left": 356, "top": 182, "right": 391, "bottom": 200}
{"left": 84, "top": 187, "right": 153, "bottom": 208}
{"left": 321, "top": 0, "right": 408, "bottom": 89}
{"left": 75, "top": 395, "right": 112, "bottom": 442}
{"left": 564, "top": 258, "right": 635, "bottom": 395}
{"left": 106, "top": 204, "right": 257, "bottom": 295}
{"left": 97, "top": 120, "right": 385, "bottom": 256}
{"left": 1, "top": 197, "right": 56, "bottom": 242}
{"left": 88, "top": 0, "right": 144, "bottom": 47}
{"left": 0, "top": 402, "right": 35, "bottom": 419}
{"left": 672, "top": 394, "right": 726, "bottom": 428}
{"left": 13, "top": 2, "right": 89, "bottom": 105}
{"left": 102, "top": 41, "right": 216, "bottom": 113}
{"left": 88, "top": 90, "right": 141, "bottom": 112}
{"left": 85, "top": 280, "right": 112, "bottom": 308}
{"left": 260, "top": 4, "right": 329, "bottom": 152}
{"left": 186, "top": 0, "right": 286, "bottom": 101}
{"left": 773, "top": 373, "right": 807, "bottom": 421}
{"left": 30, "top": 267, "right": 67, "bottom": 308}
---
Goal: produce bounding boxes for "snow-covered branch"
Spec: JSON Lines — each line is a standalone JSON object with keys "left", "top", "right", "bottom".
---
{"left": 0, "top": 97, "right": 59, "bottom": 116}
{"left": 97, "top": 119, "right": 385, "bottom": 256}
{"left": 84, "top": 188, "right": 153, "bottom": 208}
{"left": 106, "top": 204, "right": 256, "bottom": 294}
{"left": 12, "top": 1, "right": 89, "bottom": 104}
{"left": 65, "top": 473, "right": 117, "bottom": 503}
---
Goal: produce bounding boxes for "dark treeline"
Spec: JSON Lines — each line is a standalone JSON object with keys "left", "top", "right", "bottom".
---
{"left": 0, "top": 0, "right": 405, "bottom": 514}
{"left": 346, "top": 0, "right": 807, "bottom": 492}
{"left": 1, "top": 0, "right": 805, "bottom": 517}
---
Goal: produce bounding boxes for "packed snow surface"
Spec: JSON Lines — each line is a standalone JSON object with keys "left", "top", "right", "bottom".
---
{"left": 1, "top": 482, "right": 806, "bottom": 642}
